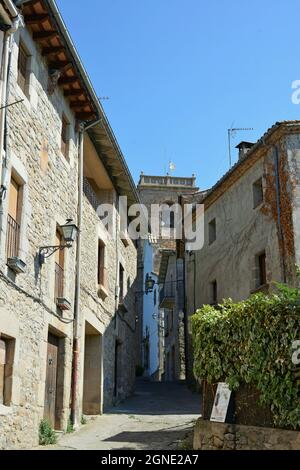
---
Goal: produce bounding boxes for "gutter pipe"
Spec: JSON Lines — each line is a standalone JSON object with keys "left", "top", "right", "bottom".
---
{"left": 0, "top": 2, "right": 23, "bottom": 234}
{"left": 71, "top": 119, "right": 101, "bottom": 428}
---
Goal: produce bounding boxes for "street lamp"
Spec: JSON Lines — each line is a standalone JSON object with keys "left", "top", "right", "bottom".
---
{"left": 39, "top": 220, "right": 78, "bottom": 265}
{"left": 145, "top": 274, "right": 156, "bottom": 295}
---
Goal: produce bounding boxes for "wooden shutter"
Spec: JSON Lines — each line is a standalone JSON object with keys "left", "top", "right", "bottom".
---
{"left": 17, "top": 43, "right": 28, "bottom": 93}
{"left": 8, "top": 178, "right": 20, "bottom": 222}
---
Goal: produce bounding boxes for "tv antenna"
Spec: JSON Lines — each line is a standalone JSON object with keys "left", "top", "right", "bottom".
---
{"left": 228, "top": 127, "right": 254, "bottom": 167}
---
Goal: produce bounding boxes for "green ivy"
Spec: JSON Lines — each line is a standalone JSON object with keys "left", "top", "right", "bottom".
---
{"left": 191, "top": 286, "right": 300, "bottom": 429}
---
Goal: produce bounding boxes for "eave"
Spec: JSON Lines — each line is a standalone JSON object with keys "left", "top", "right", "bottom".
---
{"left": 20, "top": 0, "right": 98, "bottom": 122}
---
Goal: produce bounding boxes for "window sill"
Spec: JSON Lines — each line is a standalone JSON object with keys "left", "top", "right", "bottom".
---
{"left": 251, "top": 283, "right": 269, "bottom": 295}
{"left": 98, "top": 284, "right": 108, "bottom": 301}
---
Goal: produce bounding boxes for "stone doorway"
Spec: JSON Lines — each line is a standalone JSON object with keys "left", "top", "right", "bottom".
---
{"left": 83, "top": 322, "right": 103, "bottom": 415}
{"left": 44, "top": 332, "right": 65, "bottom": 430}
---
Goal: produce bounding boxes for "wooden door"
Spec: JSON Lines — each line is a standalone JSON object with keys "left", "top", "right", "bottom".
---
{"left": 44, "top": 334, "right": 59, "bottom": 428}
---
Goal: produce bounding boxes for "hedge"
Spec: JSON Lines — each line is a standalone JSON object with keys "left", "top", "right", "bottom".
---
{"left": 191, "top": 286, "right": 300, "bottom": 428}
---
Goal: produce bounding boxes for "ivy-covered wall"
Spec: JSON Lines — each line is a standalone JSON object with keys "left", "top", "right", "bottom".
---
{"left": 192, "top": 288, "right": 300, "bottom": 429}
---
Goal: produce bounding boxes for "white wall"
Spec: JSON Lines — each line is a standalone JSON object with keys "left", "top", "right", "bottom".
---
{"left": 142, "top": 241, "right": 160, "bottom": 377}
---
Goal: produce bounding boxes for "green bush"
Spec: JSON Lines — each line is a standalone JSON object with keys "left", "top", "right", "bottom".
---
{"left": 191, "top": 286, "right": 300, "bottom": 428}
{"left": 39, "top": 420, "right": 57, "bottom": 446}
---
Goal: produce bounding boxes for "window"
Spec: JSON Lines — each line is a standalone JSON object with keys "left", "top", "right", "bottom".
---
{"left": 6, "top": 177, "right": 21, "bottom": 260}
{"left": 208, "top": 218, "right": 216, "bottom": 245}
{"left": 257, "top": 252, "right": 267, "bottom": 287}
{"left": 54, "top": 230, "right": 64, "bottom": 300}
{"left": 161, "top": 202, "right": 176, "bottom": 230}
{"left": 0, "top": 339, "right": 6, "bottom": 405}
{"left": 210, "top": 280, "right": 218, "bottom": 305}
{"left": 97, "top": 240, "right": 106, "bottom": 287}
{"left": 119, "top": 264, "right": 124, "bottom": 303}
{"left": 61, "top": 115, "right": 69, "bottom": 159}
{"left": 0, "top": 336, "right": 14, "bottom": 406}
{"left": 154, "top": 289, "right": 157, "bottom": 306}
{"left": 253, "top": 177, "right": 263, "bottom": 208}
{"left": 17, "top": 42, "right": 29, "bottom": 94}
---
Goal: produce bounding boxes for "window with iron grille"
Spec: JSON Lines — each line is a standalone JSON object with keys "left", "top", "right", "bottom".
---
{"left": 6, "top": 177, "right": 21, "bottom": 261}
{"left": 17, "top": 42, "right": 28, "bottom": 94}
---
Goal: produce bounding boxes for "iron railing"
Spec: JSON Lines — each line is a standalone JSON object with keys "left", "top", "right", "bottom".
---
{"left": 55, "top": 263, "right": 64, "bottom": 300}
{"left": 6, "top": 214, "right": 20, "bottom": 260}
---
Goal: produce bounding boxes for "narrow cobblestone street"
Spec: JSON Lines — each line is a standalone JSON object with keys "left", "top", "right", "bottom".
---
{"left": 47, "top": 380, "right": 201, "bottom": 451}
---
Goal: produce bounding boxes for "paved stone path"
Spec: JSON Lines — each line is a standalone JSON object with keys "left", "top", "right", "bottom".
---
{"left": 48, "top": 380, "right": 201, "bottom": 450}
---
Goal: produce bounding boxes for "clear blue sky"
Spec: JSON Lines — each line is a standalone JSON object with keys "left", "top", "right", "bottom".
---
{"left": 57, "top": 0, "right": 300, "bottom": 190}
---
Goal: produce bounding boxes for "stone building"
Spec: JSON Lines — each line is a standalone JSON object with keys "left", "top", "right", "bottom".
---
{"left": 137, "top": 173, "right": 198, "bottom": 381}
{"left": 0, "top": 0, "right": 139, "bottom": 449}
{"left": 185, "top": 120, "right": 300, "bottom": 381}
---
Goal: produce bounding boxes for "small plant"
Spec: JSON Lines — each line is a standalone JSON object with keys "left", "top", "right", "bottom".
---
{"left": 81, "top": 415, "right": 87, "bottom": 425}
{"left": 39, "top": 420, "right": 57, "bottom": 446}
{"left": 66, "top": 418, "right": 74, "bottom": 434}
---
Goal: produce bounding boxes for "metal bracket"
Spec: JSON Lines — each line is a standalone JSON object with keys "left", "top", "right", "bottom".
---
{"left": 39, "top": 244, "right": 71, "bottom": 265}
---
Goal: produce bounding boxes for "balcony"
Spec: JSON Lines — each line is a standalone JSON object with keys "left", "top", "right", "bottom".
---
{"left": 6, "top": 215, "right": 26, "bottom": 274}
{"left": 159, "top": 281, "right": 176, "bottom": 309}
{"left": 83, "top": 177, "right": 101, "bottom": 212}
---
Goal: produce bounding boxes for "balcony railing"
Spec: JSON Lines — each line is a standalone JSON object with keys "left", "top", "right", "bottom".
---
{"left": 6, "top": 214, "right": 20, "bottom": 260}
{"left": 83, "top": 177, "right": 100, "bottom": 212}
{"left": 54, "top": 263, "right": 64, "bottom": 300}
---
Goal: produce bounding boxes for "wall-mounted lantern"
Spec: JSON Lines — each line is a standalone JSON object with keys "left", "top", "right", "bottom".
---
{"left": 39, "top": 220, "right": 78, "bottom": 266}
{"left": 145, "top": 274, "right": 156, "bottom": 295}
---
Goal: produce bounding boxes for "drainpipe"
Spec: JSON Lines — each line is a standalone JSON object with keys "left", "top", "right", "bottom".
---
{"left": 274, "top": 146, "right": 287, "bottom": 284}
{"left": 0, "top": 5, "right": 23, "bottom": 201}
{"left": 71, "top": 119, "right": 101, "bottom": 428}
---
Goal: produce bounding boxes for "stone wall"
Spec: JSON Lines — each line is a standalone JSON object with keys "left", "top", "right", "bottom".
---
{"left": 194, "top": 419, "right": 300, "bottom": 450}
{"left": 0, "top": 26, "right": 78, "bottom": 449}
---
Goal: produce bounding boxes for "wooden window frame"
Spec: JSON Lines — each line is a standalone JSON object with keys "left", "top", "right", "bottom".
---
{"left": 17, "top": 42, "right": 29, "bottom": 95}
{"left": 61, "top": 114, "right": 69, "bottom": 160}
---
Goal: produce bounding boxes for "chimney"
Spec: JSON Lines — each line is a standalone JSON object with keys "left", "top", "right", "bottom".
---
{"left": 235, "top": 141, "right": 255, "bottom": 160}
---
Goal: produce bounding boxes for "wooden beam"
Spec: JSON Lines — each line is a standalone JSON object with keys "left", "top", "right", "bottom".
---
{"left": 58, "top": 76, "right": 78, "bottom": 86}
{"left": 25, "top": 14, "right": 50, "bottom": 25}
{"left": 64, "top": 89, "right": 85, "bottom": 97}
{"left": 42, "top": 46, "right": 65, "bottom": 56}
{"left": 70, "top": 101, "right": 89, "bottom": 109}
{"left": 76, "top": 112, "right": 95, "bottom": 121}
{"left": 48, "top": 61, "right": 73, "bottom": 73}
{"left": 33, "top": 31, "right": 58, "bottom": 41}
